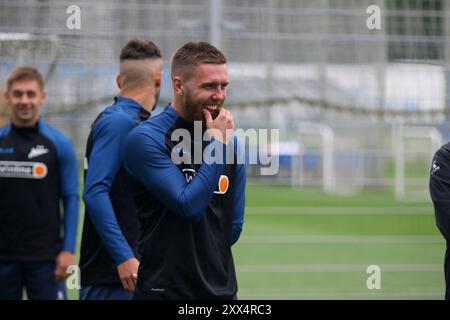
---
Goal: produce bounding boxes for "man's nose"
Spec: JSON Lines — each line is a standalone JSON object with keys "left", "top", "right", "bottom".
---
{"left": 212, "top": 88, "right": 226, "bottom": 102}
{"left": 19, "top": 94, "right": 30, "bottom": 104}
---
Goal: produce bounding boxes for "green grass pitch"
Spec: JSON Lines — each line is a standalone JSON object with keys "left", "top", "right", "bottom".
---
{"left": 69, "top": 184, "right": 445, "bottom": 300}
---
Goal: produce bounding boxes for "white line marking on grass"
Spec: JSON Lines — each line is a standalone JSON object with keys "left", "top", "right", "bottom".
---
{"left": 236, "top": 264, "right": 441, "bottom": 273}
{"left": 238, "top": 291, "right": 443, "bottom": 299}
{"left": 246, "top": 207, "right": 433, "bottom": 215}
{"left": 240, "top": 235, "right": 443, "bottom": 244}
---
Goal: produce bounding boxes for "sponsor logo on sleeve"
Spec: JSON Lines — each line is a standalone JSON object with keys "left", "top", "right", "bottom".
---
{"left": 181, "top": 169, "right": 228, "bottom": 195}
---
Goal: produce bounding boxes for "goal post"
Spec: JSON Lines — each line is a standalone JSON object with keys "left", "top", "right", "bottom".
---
{"left": 293, "top": 122, "right": 335, "bottom": 193}
{"left": 0, "top": 32, "right": 60, "bottom": 122}
{"left": 393, "top": 125, "right": 443, "bottom": 200}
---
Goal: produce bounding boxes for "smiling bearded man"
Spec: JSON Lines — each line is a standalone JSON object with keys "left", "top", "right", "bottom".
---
{"left": 124, "top": 41, "right": 246, "bottom": 300}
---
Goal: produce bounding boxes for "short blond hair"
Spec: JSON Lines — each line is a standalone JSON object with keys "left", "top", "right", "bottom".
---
{"left": 6, "top": 66, "right": 44, "bottom": 91}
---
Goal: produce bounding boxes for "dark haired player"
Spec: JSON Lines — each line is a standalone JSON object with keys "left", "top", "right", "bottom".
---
{"left": 80, "top": 38, "right": 163, "bottom": 300}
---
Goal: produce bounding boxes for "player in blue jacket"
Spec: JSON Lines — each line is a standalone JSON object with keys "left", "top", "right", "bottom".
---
{"left": 125, "top": 41, "right": 246, "bottom": 299}
{"left": 80, "top": 38, "right": 163, "bottom": 299}
{"left": 0, "top": 66, "right": 79, "bottom": 300}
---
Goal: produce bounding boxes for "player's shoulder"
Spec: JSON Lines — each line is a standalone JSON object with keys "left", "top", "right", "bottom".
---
{"left": 128, "top": 118, "right": 155, "bottom": 140}
{"left": 100, "top": 104, "right": 134, "bottom": 125}
{"left": 127, "top": 114, "right": 168, "bottom": 149}
{"left": 434, "top": 142, "right": 450, "bottom": 160}
{"left": 0, "top": 123, "right": 11, "bottom": 137}
{"left": 39, "top": 119, "right": 72, "bottom": 145}
{"left": 431, "top": 142, "right": 450, "bottom": 175}
{"left": 94, "top": 105, "right": 135, "bottom": 135}
{"left": 128, "top": 106, "right": 182, "bottom": 151}
{"left": 39, "top": 120, "right": 76, "bottom": 160}
{"left": 148, "top": 105, "right": 181, "bottom": 131}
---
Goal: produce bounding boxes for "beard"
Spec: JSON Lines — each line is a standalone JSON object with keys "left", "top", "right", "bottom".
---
{"left": 182, "top": 91, "right": 222, "bottom": 124}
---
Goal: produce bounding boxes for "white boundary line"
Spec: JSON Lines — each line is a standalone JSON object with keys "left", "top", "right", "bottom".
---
{"left": 246, "top": 206, "right": 433, "bottom": 215}
{"left": 236, "top": 264, "right": 441, "bottom": 273}
{"left": 238, "top": 291, "right": 443, "bottom": 299}
{"left": 240, "top": 235, "right": 443, "bottom": 244}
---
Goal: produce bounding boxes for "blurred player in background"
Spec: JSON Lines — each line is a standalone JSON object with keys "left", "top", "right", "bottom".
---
{"left": 0, "top": 66, "right": 79, "bottom": 300}
{"left": 125, "top": 41, "right": 246, "bottom": 299}
{"left": 80, "top": 38, "right": 163, "bottom": 300}
{"left": 430, "top": 143, "right": 450, "bottom": 300}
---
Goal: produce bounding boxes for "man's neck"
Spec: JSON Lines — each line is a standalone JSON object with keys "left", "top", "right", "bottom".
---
{"left": 171, "top": 98, "right": 187, "bottom": 120}
{"left": 120, "top": 89, "right": 155, "bottom": 113}
{"left": 11, "top": 117, "right": 39, "bottom": 128}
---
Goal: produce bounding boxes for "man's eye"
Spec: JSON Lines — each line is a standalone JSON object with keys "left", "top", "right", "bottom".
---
{"left": 12, "top": 91, "right": 37, "bottom": 98}
{"left": 12, "top": 91, "right": 23, "bottom": 98}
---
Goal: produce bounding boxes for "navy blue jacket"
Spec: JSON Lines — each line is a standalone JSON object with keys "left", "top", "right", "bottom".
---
{"left": 80, "top": 96, "right": 150, "bottom": 285}
{"left": 0, "top": 119, "right": 79, "bottom": 260}
{"left": 124, "top": 104, "right": 245, "bottom": 299}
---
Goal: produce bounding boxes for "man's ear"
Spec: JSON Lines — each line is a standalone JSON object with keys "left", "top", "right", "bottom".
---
{"left": 155, "top": 70, "right": 163, "bottom": 87}
{"left": 173, "top": 75, "right": 183, "bottom": 95}
{"left": 41, "top": 90, "right": 47, "bottom": 104}
{"left": 115, "top": 74, "right": 122, "bottom": 89}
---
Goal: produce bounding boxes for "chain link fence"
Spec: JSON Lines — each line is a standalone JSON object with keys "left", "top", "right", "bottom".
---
{"left": 0, "top": 0, "right": 448, "bottom": 197}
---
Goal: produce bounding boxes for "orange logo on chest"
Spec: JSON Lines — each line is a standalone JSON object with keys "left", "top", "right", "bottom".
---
{"left": 33, "top": 163, "right": 47, "bottom": 178}
{"left": 215, "top": 175, "right": 229, "bottom": 194}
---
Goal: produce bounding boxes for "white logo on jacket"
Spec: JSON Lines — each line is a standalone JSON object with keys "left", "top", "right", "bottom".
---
{"left": 182, "top": 168, "right": 196, "bottom": 183}
{"left": 431, "top": 160, "right": 440, "bottom": 175}
{"left": 28, "top": 145, "right": 49, "bottom": 159}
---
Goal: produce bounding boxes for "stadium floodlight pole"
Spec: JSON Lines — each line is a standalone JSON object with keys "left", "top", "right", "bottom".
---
{"left": 209, "top": 0, "right": 222, "bottom": 48}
